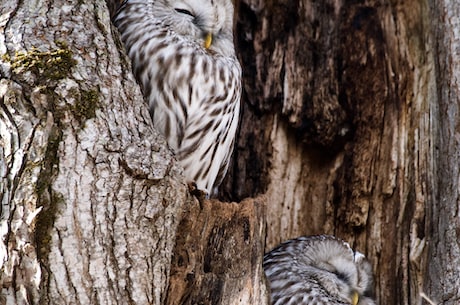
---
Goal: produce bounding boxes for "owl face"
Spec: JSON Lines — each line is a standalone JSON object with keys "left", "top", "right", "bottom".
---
{"left": 263, "top": 236, "right": 376, "bottom": 305}
{"left": 299, "top": 237, "right": 374, "bottom": 304}
{"left": 152, "top": 0, "right": 235, "bottom": 56}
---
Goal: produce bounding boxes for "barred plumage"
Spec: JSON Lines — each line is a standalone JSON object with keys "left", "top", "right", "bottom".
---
{"left": 114, "top": 0, "right": 241, "bottom": 196}
{"left": 263, "top": 235, "right": 376, "bottom": 305}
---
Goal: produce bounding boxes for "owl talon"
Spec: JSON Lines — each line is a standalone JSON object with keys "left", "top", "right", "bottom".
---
{"left": 187, "top": 181, "right": 198, "bottom": 193}
{"left": 188, "top": 182, "right": 207, "bottom": 204}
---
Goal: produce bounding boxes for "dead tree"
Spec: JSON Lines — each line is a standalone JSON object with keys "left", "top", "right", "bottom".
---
{"left": 222, "top": 0, "right": 458, "bottom": 304}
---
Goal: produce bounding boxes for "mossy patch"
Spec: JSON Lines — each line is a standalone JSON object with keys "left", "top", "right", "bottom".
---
{"left": 73, "top": 89, "right": 99, "bottom": 123}
{"left": 35, "top": 124, "right": 63, "bottom": 261}
{"left": 8, "top": 41, "right": 76, "bottom": 82}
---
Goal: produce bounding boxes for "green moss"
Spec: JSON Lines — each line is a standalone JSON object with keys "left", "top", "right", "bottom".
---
{"left": 37, "top": 84, "right": 99, "bottom": 124}
{"left": 1, "top": 53, "right": 11, "bottom": 62}
{"left": 35, "top": 124, "right": 63, "bottom": 261}
{"left": 8, "top": 41, "right": 76, "bottom": 81}
{"left": 73, "top": 89, "right": 99, "bottom": 123}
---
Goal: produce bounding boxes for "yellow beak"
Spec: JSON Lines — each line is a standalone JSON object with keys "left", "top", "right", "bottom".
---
{"left": 351, "top": 291, "right": 359, "bottom": 305}
{"left": 204, "top": 33, "right": 212, "bottom": 49}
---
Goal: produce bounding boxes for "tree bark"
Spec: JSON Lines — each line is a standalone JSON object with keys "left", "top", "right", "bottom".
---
{"left": 224, "top": 0, "right": 445, "bottom": 304}
{"left": 427, "top": 0, "right": 460, "bottom": 304}
{"left": 0, "top": 1, "right": 190, "bottom": 304}
{"left": 166, "top": 196, "right": 268, "bottom": 305}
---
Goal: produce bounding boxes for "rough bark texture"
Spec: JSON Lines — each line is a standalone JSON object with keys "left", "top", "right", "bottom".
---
{"left": 166, "top": 196, "right": 268, "bottom": 305}
{"left": 222, "top": 0, "right": 441, "bottom": 304}
{"left": 0, "top": 1, "right": 190, "bottom": 304}
{"left": 427, "top": 0, "right": 460, "bottom": 304}
{"left": 1, "top": 1, "right": 269, "bottom": 304}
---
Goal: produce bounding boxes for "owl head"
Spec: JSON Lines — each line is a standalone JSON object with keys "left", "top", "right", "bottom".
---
{"left": 150, "top": 0, "right": 236, "bottom": 56}
{"left": 264, "top": 235, "right": 376, "bottom": 305}
{"left": 305, "top": 236, "right": 375, "bottom": 305}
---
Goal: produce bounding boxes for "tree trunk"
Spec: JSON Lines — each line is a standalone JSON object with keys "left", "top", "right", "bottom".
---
{"left": 223, "top": 0, "right": 454, "bottom": 304}
{"left": 1, "top": 1, "right": 268, "bottom": 304}
{"left": 0, "top": 1, "right": 190, "bottom": 304}
{"left": 165, "top": 197, "right": 268, "bottom": 305}
{"left": 427, "top": 1, "right": 460, "bottom": 304}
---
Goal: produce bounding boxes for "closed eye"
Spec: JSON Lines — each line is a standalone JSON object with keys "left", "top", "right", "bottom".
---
{"left": 335, "top": 271, "right": 350, "bottom": 283}
{"left": 175, "top": 8, "right": 194, "bottom": 17}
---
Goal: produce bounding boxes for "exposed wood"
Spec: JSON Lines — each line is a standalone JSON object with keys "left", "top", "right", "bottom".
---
{"left": 225, "top": 0, "right": 439, "bottom": 304}
{"left": 166, "top": 196, "right": 268, "bottom": 305}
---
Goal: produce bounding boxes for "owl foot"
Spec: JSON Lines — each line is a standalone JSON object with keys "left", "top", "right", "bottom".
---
{"left": 187, "top": 182, "right": 207, "bottom": 205}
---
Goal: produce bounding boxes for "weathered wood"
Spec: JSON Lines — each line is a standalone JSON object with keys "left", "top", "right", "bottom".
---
{"left": 166, "top": 196, "right": 268, "bottom": 305}
{"left": 224, "top": 0, "right": 439, "bottom": 304}
{"left": 426, "top": 0, "right": 460, "bottom": 304}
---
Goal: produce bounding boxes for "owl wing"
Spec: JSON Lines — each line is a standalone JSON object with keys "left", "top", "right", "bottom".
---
{"left": 175, "top": 87, "right": 240, "bottom": 195}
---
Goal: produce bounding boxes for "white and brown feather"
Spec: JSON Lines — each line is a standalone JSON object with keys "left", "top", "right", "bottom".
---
{"left": 263, "top": 235, "right": 376, "bottom": 305}
{"left": 114, "top": 0, "right": 241, "bottom": 196}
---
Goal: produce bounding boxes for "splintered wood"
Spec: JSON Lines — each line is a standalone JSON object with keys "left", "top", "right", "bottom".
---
{"left": 166, "top": 196, "right": 268, "bottom": 305}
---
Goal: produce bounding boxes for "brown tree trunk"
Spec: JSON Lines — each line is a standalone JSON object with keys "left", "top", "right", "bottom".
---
{"left": 223, "top": 0, "right": 448, "bottom": 304}
{"left": 165, "top": 197, "right": 268, "bottom": 305}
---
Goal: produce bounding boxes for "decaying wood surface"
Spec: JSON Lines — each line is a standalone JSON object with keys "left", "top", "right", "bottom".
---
{"left": 223, "top": 0, "right": 444, "bottom": 304}
{"left": 166, "top": 196, "right": 268, "bottom": 305}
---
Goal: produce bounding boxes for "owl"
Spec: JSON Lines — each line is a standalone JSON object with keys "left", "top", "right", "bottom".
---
{"left": 263, "top": 235, "right": 376, "bottom": 305}
{"left": 114, "top": 0, "right": 242, "bottom": 196}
